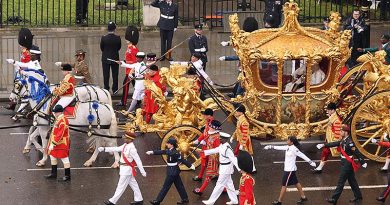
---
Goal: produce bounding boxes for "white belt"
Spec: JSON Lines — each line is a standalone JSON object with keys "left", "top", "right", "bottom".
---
{"left": 341, "top": 155, "right": 353, "bottom": 159}
{"left": 194, "top": 49, "right": 206, "bottom": 52}
{"left": 167, "top": 162, "right": 178, "bottom": 166}
{"left": 161, "top": 14, "right": 174, "bottom": 19}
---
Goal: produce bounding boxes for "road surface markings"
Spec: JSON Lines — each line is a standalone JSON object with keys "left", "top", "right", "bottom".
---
{"left": 262, "top": 140, "right": 323, "bottom": 145}
{"left": 10, "top": 132, "right": 29, "bottom": 135}
{"left": 273, "top": 159, "right": 369, "bottom": 164}
{"left": 26, "top": 164, "right": 168, "bottom": 171}
{"left": 287, "top": 185, "right": 387, "bottom": 192}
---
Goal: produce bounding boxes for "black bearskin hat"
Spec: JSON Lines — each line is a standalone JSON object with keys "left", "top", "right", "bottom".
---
{"left": 18, "top": 28, "right": 34, "bottom": 50}
{"left": 243, "top": 17, "right": 258, "bottom": 32}
{"left": 125, "top": 26, "right": 140, "bottom": 45}
{"left": 237, "top": 150, "right": 253, "bottom": 173}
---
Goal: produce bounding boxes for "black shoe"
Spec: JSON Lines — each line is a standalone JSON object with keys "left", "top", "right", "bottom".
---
{"left": 376, "top": 196, "right": 385, "bottom": 202}
{"left": 130, "top": 201, "right": 143, "bottom": 205}
{"left": 177, "top": 199, "right": 189, "bottom": 204}
{"left": 60, "top": 168, "right": 71, "bottom": 182}
{"left": 326, "top": 198, "right": 337, "bottom": 204}
{"left": 104, "top": 200, "right": 115, "bottom": 205}
{"left": 192, "top": 188, "right": 203, "bottom": 196}
{"left": 349, "top": 198, "right": 362, "bottom": 203}
{"left": 271, "top": 200, "right": 282, "bottom": 205}
{"left": 297, "top": 197, "right": 308, "bottom": 204}
{"left": 60, "top": 176, "right": 71, "bottom": 182}
{"left": 149, "top": 200, "right": 160, "bottom": 205}
{"left": 192, "top": 176, "right": 202, "bottom": 181}
{"left": 44, "top": 165, "right": 57, "bottom": 179}
{"left": 251, "top": 170, "right": 257, "bottom": 174}
{"left": 312, "top": 169, "right": 322, "bottom": 174}
{"left": 380, "top": 168, "right": 388, "bottom": 172}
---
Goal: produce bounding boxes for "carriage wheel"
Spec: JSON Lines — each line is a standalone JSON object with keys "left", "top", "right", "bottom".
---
{"left": 161, "top": 125, "right": 202, "bottom": 170}
{"left": 351, "top": 90, "right": 390, "bottom": 162}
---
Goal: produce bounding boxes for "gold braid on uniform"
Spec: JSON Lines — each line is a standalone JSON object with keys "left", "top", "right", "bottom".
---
{"left": 53, "top": 82, "right": 71, "bottom": 96}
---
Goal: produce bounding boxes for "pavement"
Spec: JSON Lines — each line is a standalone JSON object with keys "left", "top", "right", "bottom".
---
{"left": 1, "top": 23, "right": 389, "bottom": 99}
{"left": 0, "top": 105, "right": 389, "bottom": 205}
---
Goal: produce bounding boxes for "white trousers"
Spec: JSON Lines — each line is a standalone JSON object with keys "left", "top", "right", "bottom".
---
{"left": 109, "top": 174, "right": 143, "bottom": 204}
{"left": 207, "top": 174, "right": 238, "bottom": 204}
{"left": 56, "top": 96, "right": 75, "bottom": 108}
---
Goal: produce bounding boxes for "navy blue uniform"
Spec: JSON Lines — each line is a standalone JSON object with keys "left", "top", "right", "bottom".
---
{"left": 151, "top": 0, "right": 178, "bottom": 60}
{"left": 188, "top": 34, "right": 208, "bottom": 70}
{"left": 325, "top": 136, "right": 365, "bottom": 202}
{"left": 151, "top": 148, "right": 192, "bottom": 203}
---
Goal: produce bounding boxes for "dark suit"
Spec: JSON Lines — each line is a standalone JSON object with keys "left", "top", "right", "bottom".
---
{"left": 100, "top": 33, "right": 121, "bottom": 92}
{"left": 263, "top": 0, "right": 283, "bottom": 28}
{"left": 380, "top": 0, "right": 390, "bottom": 20}
{"left": 151, "top": 0, "right": 178, "bottom": 59}
{"left": 151, "top": 148, "right": 192, "bottom": 203}
{"left": 76, "top": 0, "right": 89, "bottom": 23}
{"left": 343, "top": 17, "right": 368, "bottom": 68}
{"left": 188, "top": 34, "right": 208, "bottom": 71}
{"left": 325, "top": 136, "right": 365, "bottom": 202}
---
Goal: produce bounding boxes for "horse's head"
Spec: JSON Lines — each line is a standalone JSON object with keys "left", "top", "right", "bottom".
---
{"left": 9, "top": 74, "right": 28, "bottom": 102}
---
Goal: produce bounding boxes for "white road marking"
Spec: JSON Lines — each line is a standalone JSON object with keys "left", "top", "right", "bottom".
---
{"left": 26, "top": 164, "right": 167, "bottom": 171}
{"left": 262, "top": 140, "right": 323, "bottom": 145}
{"left": 287, "top": 185, "right": 387, "bottom": 192}
{"left": 273, "top": 159, "right": 369, "bottom": 164}
{"left": 10, "top": 132, "right": 29, "bottom": 135}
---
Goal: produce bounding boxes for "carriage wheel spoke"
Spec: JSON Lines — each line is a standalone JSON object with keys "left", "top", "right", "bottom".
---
{"left": 375, "top": 144, "right": 382, "bottom": 156}
{"left": 357, "top": 113, "right": 381, "bottom": 123}
{"left": 190, "top": 153, "right": 198, "bottom": 160}
{"left": 356, "top": 124, "right": 382, "bottom": 133}
{"left": 361, "top": 128, "right": 382, "bottom": 148}
{"left": 354, "top": 86, "right": 364, "bottom": 95}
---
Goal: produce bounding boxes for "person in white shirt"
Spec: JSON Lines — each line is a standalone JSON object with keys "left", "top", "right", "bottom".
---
{"left": 119, "top": 52, "right": 147, "bottom": 112}
{"left": 264, "top": 136, "right": 316, "bottom": 205}
{"left": 285, "top": 63, "right": 326, "bottom": 92}
{"left": 201, "top": 120, "right": 240, "bottom": 205}
{"left": 98, "top": 131, "right": 146, "bottom": 205}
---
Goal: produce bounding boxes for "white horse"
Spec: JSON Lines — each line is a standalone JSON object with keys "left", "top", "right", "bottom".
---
{"left": 13, "top": 70, "right": 120, "bottom": 168}
{"left": 10, "top": 72, "right": 113, "bottom": 156}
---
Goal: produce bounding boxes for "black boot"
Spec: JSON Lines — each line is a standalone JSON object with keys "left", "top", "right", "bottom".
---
{"left": 45, "top": 165, "right": 57, "bottom": 179}
{"left": 60, "top": 168, "right": 71, "bottom": 182}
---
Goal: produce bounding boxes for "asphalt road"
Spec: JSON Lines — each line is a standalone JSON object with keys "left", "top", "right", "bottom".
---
{"left": 0, "top": 103, "right": 388, "bottom": 205}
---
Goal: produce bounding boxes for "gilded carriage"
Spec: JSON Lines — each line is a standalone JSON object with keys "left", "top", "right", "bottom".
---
{"left": 122, "top": 0, "right": 390, "bottom": 167}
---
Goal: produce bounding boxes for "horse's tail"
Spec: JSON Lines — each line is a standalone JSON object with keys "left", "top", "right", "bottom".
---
{"left": 108, "top": 104, "right": 117, "bottom": 137}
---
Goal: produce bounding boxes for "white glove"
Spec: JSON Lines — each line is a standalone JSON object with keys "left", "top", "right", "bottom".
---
{"left": 192, "top": 139, "right": 199, "bottom": 144}
{"left": 309, "top": 161, "right": 316, "bottom": 167}
{"left": 371, "top": 138, "right": 378, "bottom": 144}
{"left": 361, "top": 163, "right": 367, "bottom": 168}
{"left": 316, "top": 144, "right": 325, "bottom": 149}
{"left": 54, "top": 62, "right": 62, "bottom": 67}
{"left": 48, "top": 144, "right": 54, "bottom": 151}
{"left": 229, "top": 137, "right": 234, "bottom": 143}
{"left": 190, "top": 164, "right": 196, "bottom": 170}
{"left": 141, "top": 93, "right": 145, "bottom": 98}
{"left": 174, "top": 28, "right": 177, "bottom": 32}
{"left": 97, "top": 147, "right": 105, "bottom": 152}
{"left": 200, "top": 140, "right": 206, "bottom": 145}
{"left": 200, "top": 47, "right": 206, "bottom": 52}
{"left": 220, "top": 41, "right": 230, "bottom": 46}
{"left": 264, "top": 145, "right": 273, "bottom": 150}
{"left": 141, "top": 172, "right": 147, "bottom": 177}
{"left": 6, "top": 59, "right": 15, "bottom": 64}
{"left": 219, "top": 56, "right": 226, "bottom": 61}
{"left": 164, "top": 91, "right": 168, "bottom": 97}
{"left": 146, "top": 151, "right": 153, "bottom": 155}
{"left": 239, "top": 145, "right": 243, "bottom": 150}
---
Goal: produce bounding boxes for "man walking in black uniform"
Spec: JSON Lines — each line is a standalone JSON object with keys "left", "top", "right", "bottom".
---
{"left": 316, "top": 124, "right": 367, "bottom": 204}
{"left": 263, "top": 0, "right": 283, "bottom": 28}
{"left": 151, "top": 0, "right": 178, "bottom": 61}
{"left": 76, "top": 0, "right": 89, "bottom": 24}
{"left": 188, "top": 24, "right": 208, "bottom": 71}
{"left": 100, "top": 21, "right": 122, "bottom": 94}
{"left": 146, "top": 138, "right": 195, "bottom": 205}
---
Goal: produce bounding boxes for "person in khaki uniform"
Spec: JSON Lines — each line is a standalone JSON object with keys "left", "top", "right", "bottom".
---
{"left": 230, "top": 104, "right": 256, "bottom": 172}
{"left": 55, "top": 49, "right": 92, "bottom": 84}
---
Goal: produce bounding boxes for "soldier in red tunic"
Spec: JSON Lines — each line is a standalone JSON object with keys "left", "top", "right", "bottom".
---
{"left": 45, "top": 105, "right": 71, "bottom": 181}
{"left": 53, "top": 64, "right": 76, "bottom": 109}
{"left": 313, "top": 102, "right": 342, "bottom": 173}
{"left": 238, "top": 151, "right": 256, "bottom": 205}
{"left": 118, "top": 26, "right": 140, "bottom": 107}
{"left": 143, "top": 63, "right": 166, "bottom": 123}
{"left": 192, "top": 109, "right": 220, "bottom": 195}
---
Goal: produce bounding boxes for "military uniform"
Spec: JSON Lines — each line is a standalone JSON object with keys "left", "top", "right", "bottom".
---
{"left": 143, "top": 66, "right": 166, "bottom": 123}
{"left": 233, "top": 115, "right": 253, "bottom": 156}
{"left": 151, "top": 0, "right": 178, "bottom": 60}
{"left": 263, "top": 0, "right": 283, "bottom": 28}
{"left": 149, "top": 145, "right": 193, "bottom": 205}
{"left": 324, "top": 135, "right": 366, "bottom": 203}
{"left": 188, "top": 29, "right": 208, "bottom": 71}
{"left": 362, "top": 40, "right": 390, "bottom": 65}
{"left": 53, "top": 70, "right": 76, "bottom": 109}
{"left": 239, "top": 174, "right": 255, "bottom": 205}
{"left": 323, "top": 112, "right": 342, "bottom": 160}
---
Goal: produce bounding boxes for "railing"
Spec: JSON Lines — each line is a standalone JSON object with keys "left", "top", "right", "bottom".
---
{"left": 0, "top": 0, "right": 142, "bottom": 27}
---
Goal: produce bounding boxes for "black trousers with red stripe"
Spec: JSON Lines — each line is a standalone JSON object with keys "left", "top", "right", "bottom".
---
{"left": 380, "top": 176, "right": 390, "bottom": 199}
{"left": 121, "top": 75, "right": 131, "bottom": 105}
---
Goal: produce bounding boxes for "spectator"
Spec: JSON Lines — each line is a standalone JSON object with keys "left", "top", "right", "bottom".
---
{"left": 380, "top": 0, "right": 390, "bottom": 21}
{"left": 76, "top": 0, "right": 89, "bottom": 24}
{"left": 321, "top": 17, "right": 330, "bottom": 30}
{"left": 357, "top": 34, "right": 390, "bottom": 65}
{"left": 100, "top": 21, "right": 122, "bottom": 94}
{"left": 343, "top": 9, "right": 368, "bottom": 68}
{"left": 263, "top": 0, "right": 283, "bottom": 28}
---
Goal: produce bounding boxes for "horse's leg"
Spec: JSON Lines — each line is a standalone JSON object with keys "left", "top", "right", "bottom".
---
{"left": 22, "top": 126, "right": 36, "bottom": 154}
{"left": 36, "top": 127, "right": 49, "bottom": 167}
{"left": 84, "top": 137, "right": 100, "bottom": 167}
